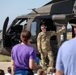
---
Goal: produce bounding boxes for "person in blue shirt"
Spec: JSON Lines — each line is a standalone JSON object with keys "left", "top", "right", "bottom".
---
{"left": 35, "top": 56, "right": 40, "bottom": 65}
{"left": 33, "top": 56, "right": 40, "bottom": 74}
{"left": 56, "top": 24, "right": 76, "bottom": 75}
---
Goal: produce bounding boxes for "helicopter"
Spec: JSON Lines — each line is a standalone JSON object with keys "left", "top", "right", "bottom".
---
{"left": 0, "top": 0, "right": 76, "bottom": 59}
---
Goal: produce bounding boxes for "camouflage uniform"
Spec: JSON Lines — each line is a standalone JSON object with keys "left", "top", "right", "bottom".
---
{"left": 37, "top": 29, "right": 64, "bottom": 69}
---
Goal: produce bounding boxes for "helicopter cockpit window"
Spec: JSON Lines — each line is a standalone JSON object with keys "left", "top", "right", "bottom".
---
{"left": 31, "top": 22, "right": 37, "bottom": 36}
{"left": 12, "top": 19, "right": 28, "bottom": 31}
{"left": 15, "top": 19, "right": 27, "bottom": 26}
{"left": 30, "top": 22, "right": 37, "bottom": 43}
{"left": 20, "top": 20, "right": 27, "bottom": 25}
{"left": 6, "top": 19, "right": 28, "bottom": 47}
{"left": 15, "top": 20, "right": 21, "bottom": 25}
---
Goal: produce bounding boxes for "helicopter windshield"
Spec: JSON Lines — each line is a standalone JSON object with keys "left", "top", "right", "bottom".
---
{"left": 15, "top": 19, "right": 27, "bottom": 26}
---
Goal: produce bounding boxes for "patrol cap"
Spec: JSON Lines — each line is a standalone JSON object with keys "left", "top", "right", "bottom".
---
{"left": 40, "top": 21, "right": 45, "bottom": 25}
{"left": 41, "top": 22, "right": 47, "bottom": 28}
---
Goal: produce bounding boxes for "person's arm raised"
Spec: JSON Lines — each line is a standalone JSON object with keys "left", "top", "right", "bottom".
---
{"left": 56, "top": 25, "right": 65, "bottom": 34}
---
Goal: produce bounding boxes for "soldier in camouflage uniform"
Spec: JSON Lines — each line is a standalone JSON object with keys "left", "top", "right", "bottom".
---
{"left": 37, "top": 24, "right": 65, "bottom": 70}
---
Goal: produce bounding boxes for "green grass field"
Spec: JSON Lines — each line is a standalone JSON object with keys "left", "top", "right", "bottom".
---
{"left": 0, "top": 54, "right": 11, "bottom": 62}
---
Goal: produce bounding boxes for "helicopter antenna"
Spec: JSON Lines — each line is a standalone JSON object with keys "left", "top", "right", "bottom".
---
{"left": 32, "top": 8, "right": 39, "bottom": 14}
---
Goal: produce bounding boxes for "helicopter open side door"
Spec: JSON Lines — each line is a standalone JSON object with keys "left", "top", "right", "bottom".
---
{"left": 2, "top": 17, "right": 9, "bottom": 47}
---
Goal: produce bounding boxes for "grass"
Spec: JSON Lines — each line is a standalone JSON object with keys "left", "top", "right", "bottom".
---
{"left": 0, "top": 54, "right": 11, "bottom": 62}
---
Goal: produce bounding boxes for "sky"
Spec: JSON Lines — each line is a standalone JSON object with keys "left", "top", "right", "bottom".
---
{"left": 0, "top": 0, "right": 51, "bottom": 30}
{"left": 0, "top": 0, "right": 71, "bottom": 30}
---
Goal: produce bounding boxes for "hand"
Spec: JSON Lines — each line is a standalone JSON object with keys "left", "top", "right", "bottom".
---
{"left": 62, "top": 25, "right": 65, "bottom": 30}
{"left": 39, "top": 50, "right": 42, "bottom": 53}
{"left": 38, "top": 50, "right": 42, "bottom": 54}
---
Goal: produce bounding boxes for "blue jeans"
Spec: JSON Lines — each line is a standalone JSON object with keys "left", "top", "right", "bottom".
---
{"left": 14, "top": 70, "right": 28, "bottom": 75}
{"left": 14, "top": 69, "right": 34, "bottom": 75}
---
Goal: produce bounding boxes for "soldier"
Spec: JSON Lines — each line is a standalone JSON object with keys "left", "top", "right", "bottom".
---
{"left": 37, "top": 24, "right": 65, "bottom": 70}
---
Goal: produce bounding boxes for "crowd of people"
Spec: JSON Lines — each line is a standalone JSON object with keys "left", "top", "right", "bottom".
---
{"left": 1, "top": 23, "right": 76, "bottom": 75}
{"left": 0, "top": 67, "right": 55, "bottom": 75}
{"left": 10, "top": 27, "right": 57, "bottom": 75}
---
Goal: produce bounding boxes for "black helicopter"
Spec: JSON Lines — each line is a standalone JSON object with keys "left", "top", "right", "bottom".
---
{"left": 0, "top": 0, "right": 76, "bottom": 58}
